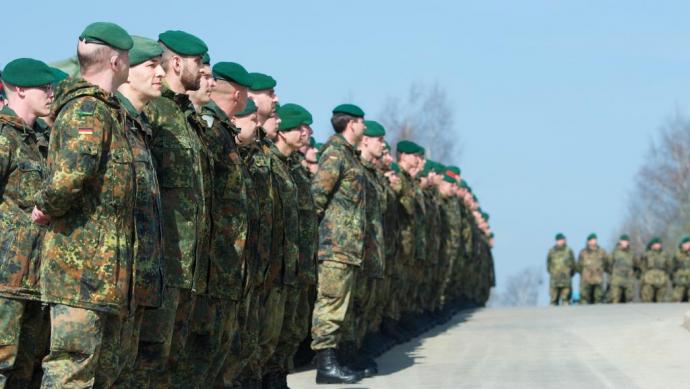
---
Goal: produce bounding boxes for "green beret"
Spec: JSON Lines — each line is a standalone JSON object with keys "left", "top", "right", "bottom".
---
{"left": 129, "top": 36, "right": 164, "bottom": 67}
{"left": 555, "top": 233, "right": 566, "bottom": 241}
{"left": 384, "top": 141, "right": 391, "bottom": 151}
{"left": 235, "top": 99, "right": 257, "bottom": 118}
{"left": 281, "top": 103, "right": 312, "bottom": 126}
{"left": 159, "top": 30, "right": 208, "bottom": 56}
{"left": 619, "top": 234, "right": 630, "bottom": 242}
{"left": 472, "top": 194, "right": 478, "bottom": 202}
{"left": 309, "top": 137, "right": 316, "bottom": 148}
{"left": 481, "top": 212, "right": 490, "bottom": 221}
{"left": 681, "top": 236, "right": 690, "bottom": 245}
{"left": 50, "top": 67, "right": 69, "bottom": 83}
{"left": 277, "top": 106, "right": 303, "bottom": 131}
{"left": 79, "top": 22, "right": 133, "bottom": 50}
{"left": 249, "top": 72, "right": 276, "bottom": 91}
{"left": 212, "top": 62, "right": 252, "bottom": 88}
{"left": 363, "top": 120, "right": 386, "bottom": 137}
{"left": 447, "top": 165, "right": 461, "bottom": 176}
{"left": 2, "top": 58, "right": 59, "bottom": 87}
{"left": 332, "top": 103, "right": 365, "bottom": 118}
{"left": 489, "top": 232, "right": 495, "bottom": 239}
{"left": 202, "top": 52, "right": 210, "bottom": 65}
{"left": 396, "top": 140, "right": 424, "bottom": 155}
{"left": 390, "top": 162, "right": 401, "bottom": 173}
{"left": 587, "top": 233, "right": 598, "bottom": 241}
{"left": 459, "top": 180, "right": 469, "bottom": 189}
{"left": 442, "top": 174, "right": 457, "bottom": 184}
{"left": 648, "top": 237, "right": 662, "bottom": 248}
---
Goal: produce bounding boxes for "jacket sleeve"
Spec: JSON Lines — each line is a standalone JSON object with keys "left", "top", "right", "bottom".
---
{"left": 35, "top": 98, "right": 107, "bottom": 217}
{"left": 311, "top": 147, "right": 342, "bottom": 220}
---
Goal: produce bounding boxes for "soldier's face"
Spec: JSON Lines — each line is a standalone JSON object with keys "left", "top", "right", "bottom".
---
{"left": 298, "top": 125, "right": 311, "bottom": 147}
{"left": 281, "top": 128, "right": 302, "bottom": 149}
{"left": 234, "top": 112, "right": 258, "bottom": 145}
{"left": 382, "top": 150, "right": 393, "bottom": 166}
{"left": 24, "top": 84, "right": 54, "bottom": 117}
{"left": 652, "top": 243, "right": 662, "bottom": 251}
{"left": 112, "top": 50, "right": 131, "bottom": 89}
{"left": 248, "top": 89, "right": 277, "bottom": 117}
{"left": 682, "top": 242, "right": 690, "bottom": 251}
{"left": 363, "top": 136, "right": 384, "bottom": 159}
{"left": 619, "top": 240, "right": 630, "bottom": 249}
{"left": 588, "top": 239, "right": 597, "bottom": 248}
{"left": 128, "top": 58, "right": 165, "bottom": 100}
{"left": 556, "top": 239, "right": 566, "bottom": 247}
{"left": 180, "top": 56, "right": 202, "bottom": 91}
{"left": 263, "top": 114, "right": 280, "bottom": 140}
{"left": 188, "top": 65, "right": 215, "bottom": 105}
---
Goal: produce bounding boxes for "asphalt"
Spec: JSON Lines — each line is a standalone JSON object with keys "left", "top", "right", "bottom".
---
{"left": 288, "top": 303, "right": 690, "bottom": 389}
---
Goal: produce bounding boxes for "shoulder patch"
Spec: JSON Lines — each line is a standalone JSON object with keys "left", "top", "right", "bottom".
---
{"left": 202, "top": 114, "right": 215, "bottom": 128}
{"left": 77, "top": 100, "right": 96, "bottom": 117}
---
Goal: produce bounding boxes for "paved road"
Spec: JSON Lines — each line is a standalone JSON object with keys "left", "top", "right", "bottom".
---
{"left": 288, "top": 304, "right": 690, "bottom": 389}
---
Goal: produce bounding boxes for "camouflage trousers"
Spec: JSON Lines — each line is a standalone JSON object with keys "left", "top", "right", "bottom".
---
{"left": 40, "top": 304, "right": 131, "bottom": 389}
{"left": 0, "top": 297, "right": 49, "bottom": 389}
{"left": 641, "top": 282, "right": 670, "bottom": 303}
{"left": 131, "top": 287, "right": 195, "bottom": 389}
{"left": 579, "top": 282, "right": 605, "bottom": 304}
{"left": 244, "top": 284, "right": 287, "bottom": 380}
{"left": 311, "top": 260, "right": 356, "bottom": 351}
{"left": 220, "top": 286, "right": 260, "bottom": 386}
{"left": 549, "top": 286, "right": 571, "bottom": 305}
{"left": 672, "top": 285, "right": 690, "bottom": 302}
{"left": 267, "top": 284, "right": 312, "bottom": 374}
{"left": 609, "top": 283, "right": 635, "bottom": 303}
{"left": 382, "top": 275, "right": 401, "bottom": 322}
{"left": 353, "top": 275, "right": 378, "bottom": 346}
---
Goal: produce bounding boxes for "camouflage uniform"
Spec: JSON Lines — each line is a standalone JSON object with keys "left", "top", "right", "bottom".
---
{"left": 381, "top": 172, "right": 401, "bottom": 323}
{"left": 263, "top": 143, "right": 299, "bottom": 379}
{"left": 410, "top": 179, "right": 427, "bottom": 313}
{"left": 546, "top": 245, "right": 575, "bottom": 305}
{"left": 311, "top": 134, "right": 366, "bottom": 352}
{"left": 395, "top": 170, "right": 419, "bottom": 316}
{"left": 577, "top": 246, "right": 608, "bottom": 304}
{"left": 640, "top": 249, "right": 672, "bottom": 303}
{"left": 190, "top": 100, "right": 249, "bottom": 387}
{"left": 421, "top": 186, "right": 441, "bottom": 311}
{"left": 112, "top": 93, "right": 165, "bottom": 387}
{"left": 436, "top": 195, "right": 461, "bottom": 310}
{"left": 33, "top": 78, "right": 135, "bottom": 388}
{"left": 671, "top": 248, "right": 690, "bottom": 302}
{"left": 134, "top": 85, "right": 212, "bottom": 389}
{"left": 274, "top": 153, "right": 318, "bottom": 373}
{"left": 606, "top": 246, "right": 637, "bottom": 303}
{"left": 0, "top": 107, "right": 50, "bottom": 388}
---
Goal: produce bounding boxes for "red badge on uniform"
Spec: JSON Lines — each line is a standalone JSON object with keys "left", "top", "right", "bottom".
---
{"left": 78, "top": 128, "right": 94, "bottom": 136}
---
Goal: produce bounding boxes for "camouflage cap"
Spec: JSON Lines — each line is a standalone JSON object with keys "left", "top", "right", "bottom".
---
{"left": 79, "top": 22, "right": 133, "bottom": 50}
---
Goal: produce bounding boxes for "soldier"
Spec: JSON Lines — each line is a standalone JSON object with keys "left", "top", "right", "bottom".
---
{"left": 547, "top": 233, "right": 576, "bottom": 305}
{"left": 266, "top": 104, "right": 316, "bottom": 387}
{"left": 640, "top": 238, "right": 672, "bottom": 303}
{"left": 31, "top": 22, "right": 136, "bottom": 387}
{"left": 197, "top": 61, "right": 254, "bottom": 386}
{"left": 671, "top": 236, "right": 690, "bottom": 302}
{"left": 606, "top": 234, "right": 638, "bottom": 304}
{"left": 577, "top": 233, "right": 608, "bottom": 304}
{"left": 114, "top": 36, "right": 166, "bottom": 387}
{"left": 134, "top": 29, "right": 211, "bottom": 388}
{"left": 0, "top": 58, "right": 57, "bottom": 388}
{"left": 310, "top": 104, "right": 368, "bottom": 384}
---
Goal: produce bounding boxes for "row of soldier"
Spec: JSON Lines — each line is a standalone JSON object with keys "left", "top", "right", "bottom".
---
{"left": 0, "top": 22, "right": 495, "bottom": 388}
{"left": 547, "top": 233, "right": 690, "bottom": 305}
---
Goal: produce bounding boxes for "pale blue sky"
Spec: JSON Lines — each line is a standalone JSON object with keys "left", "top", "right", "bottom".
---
{"left": 4, "top": 1, "right": 690, "bottom": 302}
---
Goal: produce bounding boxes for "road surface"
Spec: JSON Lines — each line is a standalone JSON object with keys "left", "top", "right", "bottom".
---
{"left": 288, "top": 303, "right": 690, "bottom": 388}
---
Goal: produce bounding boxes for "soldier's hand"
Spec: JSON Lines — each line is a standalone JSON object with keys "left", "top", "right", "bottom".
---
{"left": 32, "top": 206, "right": 51, "bottom": 225}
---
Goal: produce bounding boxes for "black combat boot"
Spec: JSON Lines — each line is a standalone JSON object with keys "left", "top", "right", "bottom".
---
{"left": 315, "top": 348, "right": 362, "bottom": 384}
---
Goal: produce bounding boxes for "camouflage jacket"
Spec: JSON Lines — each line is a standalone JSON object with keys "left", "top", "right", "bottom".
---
{"left": 640, "top": 249, "right": 671, "bottom": 286}
{"left": 0, "top": 107, "right": 49, "bottom": 300}
{"left": 34, "top": 78, "right": 135, "bottom": 313}
{"left": 439, "top": 196, "right": 461, "bottom": 279}
{"left": 117, "top": 93, "right": 164, "bottom": 308}
{"left": 423, "top": 187, "right": 442, "bottom": 265}
{"left": 396, "top": 170, "right": 418, "bottom": 264}
{"left": 201, "top": 101, "right": 249, "bottom": 300}
{"left": 606, "top": 246, "right": 637, "bottom": 284}
{"left": 547, "top": 245, "right": 575, "bottom": 287}
{"left": 577, "top": 246, "right": 608, "bottom": 284}
{"left": 145, "top": 85, "right": 212, "bottom": 294}
{"left": 312, "top": 134, "right": 366, "bottom": 266}
{"left": 413, "top": 177, "right": 427, "bottom": 263}
{"left": 381, "top": 173, "right": 400, "bottom": 278}
{"left": 239, "top": 130, "right": 274, "bottom": 290}
{"left": 289, "top": 153, "right": 318, "bottom": 285}
{"left": 361, "top": 159, "right": 384, "bottom": 278}
{"left": 671, "top": 249, "right": 690, "bottom": 286}
{"left": 269, "top": 144, "right": 299, "bottom": 286}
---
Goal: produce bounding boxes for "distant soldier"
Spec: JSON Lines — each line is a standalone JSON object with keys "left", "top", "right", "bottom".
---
{"left": 606, "top": 235, "right": 638, "bottom": 303}
{"left": 577, "top": 233, "right": 608, "bottom": 304}
{"left": 640, "top": 237, "right": 672, "bottom": 303}
{"left": 671, "top": 236, "right": 690, "bottom": 302}
{"left": 546, "top": 233, "right": 575, "bottom": 305}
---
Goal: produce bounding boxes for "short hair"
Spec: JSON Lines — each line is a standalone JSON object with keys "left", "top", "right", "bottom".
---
{"left": 331, "top": 112, "right": 357, "bottom": 133}
{"left": 160, "top": 43, "right": 175, "bottom": 71}
{"left": 77, "top": 42, "right": 117, "bottom": 73}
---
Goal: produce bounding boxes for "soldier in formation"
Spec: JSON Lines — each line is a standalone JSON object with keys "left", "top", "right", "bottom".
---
{"left": 0, "top": 21, "right": 496, "bottom": 388}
